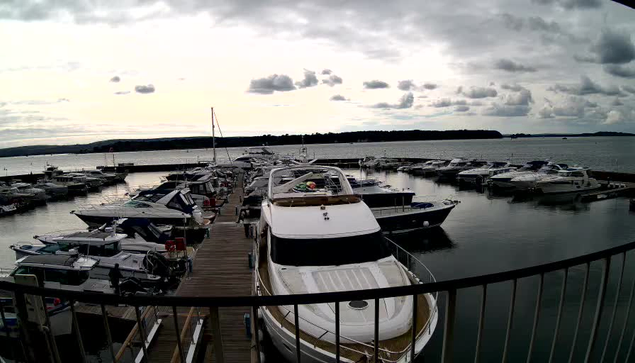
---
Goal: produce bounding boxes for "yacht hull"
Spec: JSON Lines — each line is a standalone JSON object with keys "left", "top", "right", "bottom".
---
{"left": 261, "top": 293, "right": 438, "bottom": 363}
{"left": 358, "top": 192, "right": 414, "bottom": 208}
{"left": 74, "top": 213, "right": 193, "bottom": 228}
{"left": 373, "top": 203, "right": 455, "bottom": 234}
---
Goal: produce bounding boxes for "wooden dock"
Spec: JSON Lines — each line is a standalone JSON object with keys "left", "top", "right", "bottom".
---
{"left": 141, "top": 174, "right": 255, "bottom": 363}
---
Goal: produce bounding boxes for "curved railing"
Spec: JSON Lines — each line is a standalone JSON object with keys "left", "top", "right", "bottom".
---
{"left": 2, "top": 239, "right": 635, "bottom": 362}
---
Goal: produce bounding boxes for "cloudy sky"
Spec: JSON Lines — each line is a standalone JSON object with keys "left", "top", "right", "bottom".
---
{"left": 1, "top": 0, "right": 634, "bottom": 148}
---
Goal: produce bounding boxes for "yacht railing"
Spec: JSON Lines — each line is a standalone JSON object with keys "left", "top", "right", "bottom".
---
{"left": 2, "top": 240, "right": 635, "bottom": 362}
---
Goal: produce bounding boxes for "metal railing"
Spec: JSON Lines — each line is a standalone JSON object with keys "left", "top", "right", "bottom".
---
{"left": 2, "top": 240, "right": 635, "bottom": 362}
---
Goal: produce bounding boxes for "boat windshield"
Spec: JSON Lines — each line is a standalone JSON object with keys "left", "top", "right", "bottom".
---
{"left": 12, "top": 266, "right": 90, "bottom": 286}
{"left": 270, "top": 231, "right": 391, "bottom": 266}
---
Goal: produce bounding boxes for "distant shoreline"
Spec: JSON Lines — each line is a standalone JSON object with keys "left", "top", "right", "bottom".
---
{"left": 0, "top": 130, "right": 632, "bottom": 159}
{"left": 0, "top": 129, "right": 502, "bottom": 158}
{"left": 505, "top": 131, "right": 635, "bottom": 139}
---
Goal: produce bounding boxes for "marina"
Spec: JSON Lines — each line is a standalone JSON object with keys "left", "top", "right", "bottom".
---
{"left": 1, "top": 141, "right": 635, "bottom": 363}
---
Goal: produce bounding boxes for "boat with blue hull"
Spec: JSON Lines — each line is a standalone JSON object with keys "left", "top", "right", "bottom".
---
{"left": 373, "top": 200, "right": 457, "bottom": 234}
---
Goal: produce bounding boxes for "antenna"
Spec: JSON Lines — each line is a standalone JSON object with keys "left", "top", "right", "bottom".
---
{"left": 211, "top": 107, "right": 217, "bottom": 164}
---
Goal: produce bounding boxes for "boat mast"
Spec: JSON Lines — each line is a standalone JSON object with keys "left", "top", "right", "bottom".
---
{"left": 211, "top": 107, "right": 217, "bottom": 164}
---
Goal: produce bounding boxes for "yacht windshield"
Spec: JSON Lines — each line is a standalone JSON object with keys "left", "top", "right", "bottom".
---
{"left": 270, "top": 231, "right": 391, "bottom": 266}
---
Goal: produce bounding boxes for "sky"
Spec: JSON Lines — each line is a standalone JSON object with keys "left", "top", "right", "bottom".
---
{"left": 1, "top": 0, "right": 635, "bottom": 148}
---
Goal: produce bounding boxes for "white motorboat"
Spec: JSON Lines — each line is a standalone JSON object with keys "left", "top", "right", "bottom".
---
{"left": 410, "top": 160, "right": 448, "bottom": 176}
{"left": 488, "top": 160, "right": 552, "bottom": 189}
{"left": 348, "top": 177, "right": 416, "bottom": 208}
{"left": 436, "top": 158, "right": 481, "bottom": 178}
{"left": 34, "top": 180, "right": 69, "bottom": 200}
{"left": 457, "top": 162, "right": 516, "bottom": 184}
{"left": 1, "top": 255, "right": 114, "bottom": 336}
{"left": 71, "top": 189, "right": 204, "bottom": 228}
{"left": 11, "top": 183, "right": 48, "bottom": 204}
{"left": 255, "top": 165, "right": 438, "bottom": 363}
{"left": 76, "top": 169, "right": 118, "bottom": 185}
{"left": 66, "top": 173, "right": 103, "bottom": 190}
{"left": 50, "top": 174, "right": 88, "bottom": 195}
{"left": 535, "top": 168, "right": 600, "bottom": 194}
{"left": 507, "top": 163, "right": 569, "bottom": 190}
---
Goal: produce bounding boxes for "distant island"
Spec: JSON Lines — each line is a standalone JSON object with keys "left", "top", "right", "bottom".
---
{"left": 507, "top": 131, "right": 635, "bottom": 139}
{"left": 0, "top": 129, "right": 502, "bottom": 158}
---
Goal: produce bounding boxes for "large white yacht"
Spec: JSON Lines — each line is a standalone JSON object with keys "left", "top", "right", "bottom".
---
{"left": 255, "top": 165, "right": 438, "bottom": 363}
{"left": 535, "top": 168, "right": 600, "bottom": 194}
{"left": 72, "top": 189, "right": 203, "bottom": 228}
{"left": 489, "top": 162, "right": 567, "bottom": 191}
{"left": 457, "top": 162, "right": 515, "bottom": 184}
{"left": 488, "top": 160, "right": 551, "bottom": 189}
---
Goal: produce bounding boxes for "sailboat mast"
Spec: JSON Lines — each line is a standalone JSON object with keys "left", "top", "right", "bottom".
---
{"left": 211, "top": 107, "right": 217, "bottom": 164}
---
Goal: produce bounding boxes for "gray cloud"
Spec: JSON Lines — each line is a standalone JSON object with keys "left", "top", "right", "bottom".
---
{"left": 110, "top": 76, "right": 120, "bottom": 82}
{"left": 605, "top": 108, "right": 635, "bottom": 125}
{"left": 483, "top": 104, "right": 531, "bottom": 117}
{"left": 364, "top": 80, "right": 390, "bottom": 89}
{"left": 531, "top": 0, "right": 602, "bottom": 9}
{"left": 504, "top": 89, "right": 533, "bottom": 106}
{"left": 549, "top": 76, "right": 623, "bottom": 96}
{"left": 501, "top": 84, "right": 523, "bottom": 92}
{"left": 398, "top": 80, "right": 416, "bottom": 91}
{"left": 612, "top": 98, "right": 623, "bottom": 106}
{"left": 114, "top": 91, "right": 130, "bottom": 95}
{"left": 430, "top": 98, "right": 468, "bottom": 107}
{"left": 295, "top": 69, "right": 319, "bottom": 89}
{"left": 372, "top": 92, "right": 414, "bottom": 109}
{"left": 330, "top": 94, "right": 347, "bottom": 101}
{"left": 321, "top": 69, "right": 332, "bottom": 75}
{"left": 455, "top": 105, "right": 470, "bottom": 112}
{"left": 538, "top": 96, "right": 599, "bottom": 119}
{"left": 461, "top": 87, "right": 497, "bottom": 98}
{"left": 248, "top": 74, "right": 296, "bottom": 94}
{"left": 322, "top": 74, "right": 343, "bottom": 86}
{"left": 623, "top": 85, "right": 635, "bottom": 94}
{"left": 576, "top": 29, "right": 635, "bottom": 65}
{"left": 604, "top": 64, "right": 635, "bottom": 79}
{"left": 494, "top": 59, "right": 536, "bottom": 73}
{"left": 134, "top": 84, "right": 155, "bottom": 94}
{"left": 423, "top": 83, "right": 438, "bottom": 90}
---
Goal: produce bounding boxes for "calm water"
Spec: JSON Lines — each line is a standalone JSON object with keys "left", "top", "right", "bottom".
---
{"left": 1, "top": 165, "right": 635, "bottom": 361}
{"left": 1, "top": 137, "right": 635, "bottom": 176}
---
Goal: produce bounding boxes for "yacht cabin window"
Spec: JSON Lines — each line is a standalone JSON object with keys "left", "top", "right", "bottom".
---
{"left": 270, "top": 231, "right": 391, "bottom": 266}
{"left": 12, "top": 267, "right": 90, "bottom": 286}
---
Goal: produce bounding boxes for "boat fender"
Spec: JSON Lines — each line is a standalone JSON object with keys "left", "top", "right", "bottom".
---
{"left": 244, "top": 313, "right": 252, "bottom": 338}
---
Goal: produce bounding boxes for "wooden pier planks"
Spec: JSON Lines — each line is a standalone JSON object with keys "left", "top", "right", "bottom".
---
{"left": 146, "top": 173, "right": 254, "bottom": 363}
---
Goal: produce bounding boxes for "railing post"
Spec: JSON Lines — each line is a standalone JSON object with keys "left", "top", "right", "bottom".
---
{"left": 411, "top": 293, "right": 418, "bottom": 362}
{"left": 442, "top": 289, "right": 457, "bottom": 363}
{"left": 600, "top": 252, "right": 626, "bottom": 362}
{"left": 14, "top": 292, "right": 36, "bottom": 363}
{"left": 502, "top": 279, "right": 518, "bottom": 363}
{"left": 41, "top": 297, "right": 61, "bottom": 363}
{"left": 335, "top": 301, "right": 340, "bottom": 363}
{"left": 614, "top": 255, "right": 635, "bottom": 363}
{"left": 526, "top": 273, "right": 544, "bottom": 363}
{"left": 134, "top": 305, "right": 149, "bottom": 363}
{"left": 568, "top": 262, "right": 591, "bottom": 363}
{"left": 100, "top": 304, "right": 117, "bottom": 363}
{"left": 548, "top": 268, "right": 569, "bottom": 363}
{"left": 584, "top": 257, "right": 611, "bottom": 363}
{"left": 374, "top": 297, "right": 380, "bottom": 363}
{"left": 294, "top": 304, "right": 302, "bottom": 362}
{"left": 172, "top": 306, "right": 186, "bottom": 363}
{"left": 209, "top": 306, "right": 225, "bottom": 363}
{"left": 252, "top": 305, "right": 262, "bottom": 363}
{"left": 474, "top": 285, "right": 487, "bottom": 363}
{"left": 70, "top": 300, "right": 87, "bottom": 363}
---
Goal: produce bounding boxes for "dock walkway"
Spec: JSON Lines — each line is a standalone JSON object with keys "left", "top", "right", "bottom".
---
{"left": 144, "top": 174, "right": 254, "bottom": 363}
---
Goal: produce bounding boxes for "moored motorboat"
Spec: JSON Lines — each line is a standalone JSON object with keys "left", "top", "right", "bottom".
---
{"left": 71, "top": 189, "right": 204, "bottom": 228}
{"left": 349, "top": 177, "right": 416, "bottom": 208}
{"left": 410, "top": 160, "right": 448, "bottom": 176}
{"left": 372, "top": 200, "right": 457, "bottom": 234}
{"left": 535, "top": 168, "right": 600, "bottom": 194}
{"left": 255, "top": 165, "right": 438, "bottom": 363}
{"left": 457, "top": 162, "right": 516, "bottom": 185}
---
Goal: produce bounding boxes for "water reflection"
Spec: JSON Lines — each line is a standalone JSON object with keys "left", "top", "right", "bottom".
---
{"left": 388, "top": 228, "right": 456, "bottom": 254}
